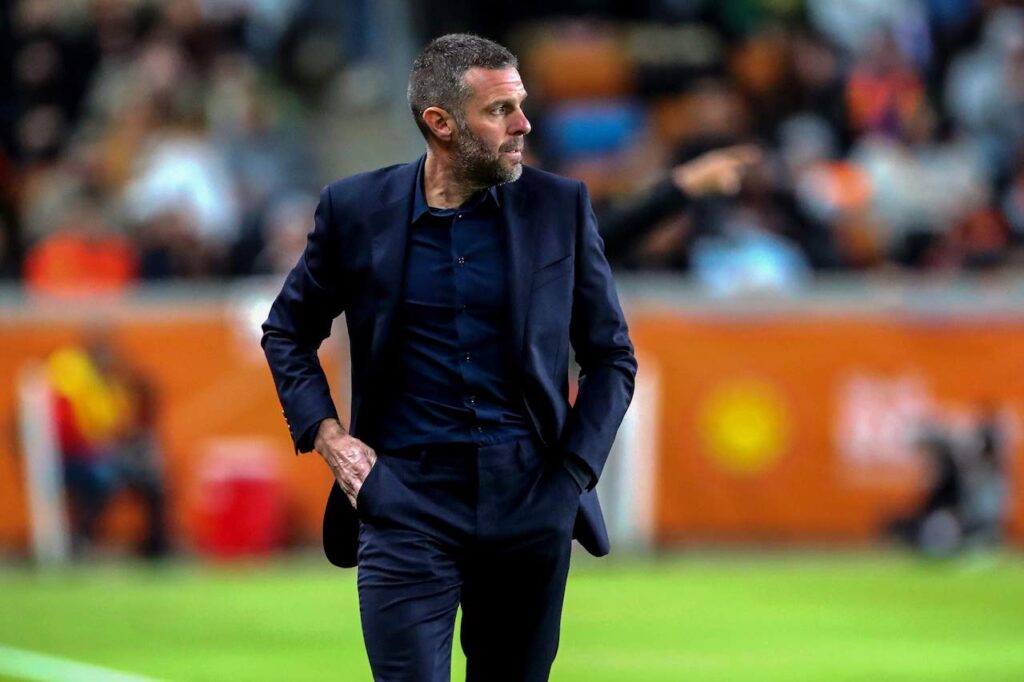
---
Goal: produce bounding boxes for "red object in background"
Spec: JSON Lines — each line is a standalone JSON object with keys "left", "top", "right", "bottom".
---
{"left": 24, "top": 231, "right": 138, "bottom": 295}
{"left": 193, "top": 441, "right": 285, "bottom": 558}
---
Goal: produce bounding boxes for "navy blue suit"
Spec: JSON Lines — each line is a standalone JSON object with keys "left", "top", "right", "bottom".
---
{"left": 262, "top": 157, "right": 636, "bottom": 679}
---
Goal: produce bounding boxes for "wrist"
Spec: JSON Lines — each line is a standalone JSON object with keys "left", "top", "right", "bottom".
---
{"left": 313, "top": 418, "right": 345, "bottom": 453}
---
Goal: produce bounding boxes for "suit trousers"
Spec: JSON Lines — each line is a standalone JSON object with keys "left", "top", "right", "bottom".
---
{"left": 354, "top": 436, "right": 581, "bottom": 681}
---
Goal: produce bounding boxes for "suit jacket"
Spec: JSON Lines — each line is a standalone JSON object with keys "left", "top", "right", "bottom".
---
{"left": 262, "top": 157, "right": 638, "bottom": 567}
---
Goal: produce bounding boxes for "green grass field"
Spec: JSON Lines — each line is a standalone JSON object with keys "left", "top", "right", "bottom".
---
{"left": 2, "top": 552, "right": 1023, "bottom": 681}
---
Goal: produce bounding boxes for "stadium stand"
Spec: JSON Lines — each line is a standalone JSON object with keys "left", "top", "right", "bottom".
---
{"left": 1, "top": 0, "right": 1022, "bottom": 289}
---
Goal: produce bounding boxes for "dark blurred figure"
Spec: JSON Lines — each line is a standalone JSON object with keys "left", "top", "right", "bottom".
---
{"left": 598, "top": 143, "right": 835, "bottom": 292}
{"left": 46, "top": 336, "right": 169, "bottom": 558}
{"left": 885, "top": 408, "right": 1011, "bottom": 556}
{"left": 961, "top": 405, "right": 1010, "bottom": 550}
{"left": 885, "top": 421, "right": 965, "bottom": 556}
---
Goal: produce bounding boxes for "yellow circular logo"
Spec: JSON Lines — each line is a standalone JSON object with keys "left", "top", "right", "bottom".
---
{"left": 698, "top": 380, "right": 788, "bottom": 475}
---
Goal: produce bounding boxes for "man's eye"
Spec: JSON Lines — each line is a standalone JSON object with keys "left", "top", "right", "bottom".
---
{"left": 493, "top": 106, "right": 507, "bottom": 114}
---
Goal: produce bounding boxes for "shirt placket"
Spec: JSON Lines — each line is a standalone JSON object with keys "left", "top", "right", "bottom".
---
{"left": 450, "top": 211, "right": 484, "bottom": 440}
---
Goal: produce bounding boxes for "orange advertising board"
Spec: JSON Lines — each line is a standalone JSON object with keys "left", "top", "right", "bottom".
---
{"left": 629, "top": 310, "right": 1024, "bottom": 546}
{"left": 2, "top": 288, "right": 1022, "bottom": 555}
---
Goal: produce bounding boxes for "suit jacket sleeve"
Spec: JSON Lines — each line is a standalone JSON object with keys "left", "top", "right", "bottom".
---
{"left": 560, "top": 182, "right": 639, "bottom": 485}
{"left": 261, "top": 185, "right": 346, "bottom": 453}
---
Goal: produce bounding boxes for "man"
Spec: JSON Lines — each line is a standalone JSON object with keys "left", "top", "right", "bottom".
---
{"left": 48, "top": 337, "right": 169, "bottom": 559}
{"left": 263, "top": 33, "right": 756, "bottom": 681}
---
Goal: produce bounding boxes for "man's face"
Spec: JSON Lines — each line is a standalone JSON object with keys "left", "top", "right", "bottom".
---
{"left": 452, "top": 66, "right": 531, "bottom": 188}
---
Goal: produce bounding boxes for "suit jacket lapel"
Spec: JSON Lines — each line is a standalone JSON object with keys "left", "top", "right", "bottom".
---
{"left": 501, "top": 179, "right": 538, "bottom": 362}
{"left": 368, "top": 159, "right": 419, "bottom": 367}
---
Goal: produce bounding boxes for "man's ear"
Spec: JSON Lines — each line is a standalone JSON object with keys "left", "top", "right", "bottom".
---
{"left": 422, "top": 106, "right": 456, "bottom": 142}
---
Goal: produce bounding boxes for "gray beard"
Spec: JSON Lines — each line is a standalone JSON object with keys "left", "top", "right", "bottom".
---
{"left": 452, "top": 123, "right": 522, "bottom": 190}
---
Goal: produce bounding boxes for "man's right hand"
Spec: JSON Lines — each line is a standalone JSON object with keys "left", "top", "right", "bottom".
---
{"left": 313, "top": 418, "right": 377, "bottom": 509}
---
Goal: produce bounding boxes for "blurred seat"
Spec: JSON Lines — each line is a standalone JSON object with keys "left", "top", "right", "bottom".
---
{"left": 544, "top": 100, "right": 647, "bottom": 161}
{"left": 524, "top": 26, "right": 633, "bottom": 101}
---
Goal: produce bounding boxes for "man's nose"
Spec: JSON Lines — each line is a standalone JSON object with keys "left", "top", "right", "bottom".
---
{"left": 509, "top": 109, "right": 531, "bottom": 136}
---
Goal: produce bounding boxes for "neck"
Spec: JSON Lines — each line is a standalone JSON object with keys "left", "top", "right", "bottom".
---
{"left": 423, "top": 149, "right": 480, "bottom": 209}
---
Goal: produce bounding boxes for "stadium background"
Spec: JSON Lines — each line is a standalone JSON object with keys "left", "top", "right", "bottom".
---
{"left": 2, "top": 0, "right": 1024, "bottom": 680}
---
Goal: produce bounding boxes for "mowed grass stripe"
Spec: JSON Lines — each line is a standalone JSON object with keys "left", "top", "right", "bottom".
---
{"left": 0, "top": 644, "right": 161, "bottom": 682}
{"left": 1, "top": 554, "right": 1023, "bottom": 681}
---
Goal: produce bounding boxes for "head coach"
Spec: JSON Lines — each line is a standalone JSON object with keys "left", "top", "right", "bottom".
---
{"left": 262, "top": 33, "right": 756, "bottom": 681}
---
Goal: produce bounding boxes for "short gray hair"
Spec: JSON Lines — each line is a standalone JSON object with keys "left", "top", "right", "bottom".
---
{"left": 408, "top": 34, "right": 518, "bottom": 140}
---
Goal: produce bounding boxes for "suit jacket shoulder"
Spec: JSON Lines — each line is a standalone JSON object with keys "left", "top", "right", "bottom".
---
{"left": 500, "top": 165, "right": 587, "bottom": 249}
{"left": 323, "top": 160, "right": 418, "bottom": 213}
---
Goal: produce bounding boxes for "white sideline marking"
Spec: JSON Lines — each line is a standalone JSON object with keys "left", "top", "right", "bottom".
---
{"left": 0, "top": 644, "right": 161, "bottom": 682}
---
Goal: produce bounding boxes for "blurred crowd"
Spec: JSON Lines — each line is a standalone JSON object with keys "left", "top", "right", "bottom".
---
{"left": 2, "top": 0, "right": 1024, "bottom": 295}
{"left": 493, "top": 0, "right": 1024, "bottom": 292}
{"left": 1, "top": 0, "right": 337, "bottom": 292}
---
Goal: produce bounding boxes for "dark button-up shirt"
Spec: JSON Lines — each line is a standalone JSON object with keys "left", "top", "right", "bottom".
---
{"left": 375, "top": 165, "right": 533, "bottom": 450}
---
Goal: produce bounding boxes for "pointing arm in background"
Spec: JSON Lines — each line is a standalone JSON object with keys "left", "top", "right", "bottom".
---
{"left": 599, "top": 144, "right": 762, "bottom": 257}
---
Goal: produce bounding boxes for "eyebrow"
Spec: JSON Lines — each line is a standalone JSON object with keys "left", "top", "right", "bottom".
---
{"left": 486, "top": 93, "right": 528, "bottom": 109}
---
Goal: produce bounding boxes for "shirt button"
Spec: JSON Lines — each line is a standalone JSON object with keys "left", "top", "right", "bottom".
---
{"left": 457, "top": 256, "right": 466, "bottom": 265}
{"left": 476, "top": 426, "right": 484, "bottom": 433}
{"left": 460, "top": 304, "right": 467, "bottom": 312}
{"left": 467, "top": 395, "right": 476, "bottom": 405}
{"left": 457, "top": 214, "right": 463, "bottom": 219}
{"left": 464, "top": 352, "right": 471, "bottom": 362}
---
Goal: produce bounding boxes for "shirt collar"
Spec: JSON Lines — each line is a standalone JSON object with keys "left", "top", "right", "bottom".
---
{"left": 412, "top": 156, "right": 501, "bottom": 223}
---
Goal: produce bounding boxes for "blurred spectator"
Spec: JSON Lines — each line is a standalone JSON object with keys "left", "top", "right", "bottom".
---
{"left": 885, "top": 420, "right": 966, "bottom": 556}
{"left": 46, "top": 336, "right": 169, "bottom": 558}
{"left": 23, "top": 195, "right": 137, "bottom": 295}
{"left": 8, "top": 0, "right": 100, "bottom": 163}
{"left": 135, "top": 208, "right": 208, "bottom": 279}
{"left": 0, "top": 204, "right": 18, "bottom": 280}
{"left": 807, "top": 0, "right": 932, "bottom": 62}
{"left": 788, "top": 33, "right": 848, "bottom": 141}
{"left": 600, "top": 145, "right": 832, "bottom": 288}
{"left": 252, "top": 193, "right": 317, "bottom": 274}
{"left": 945, "top": 206, "right": 1011, "bottom": 270}
{"left": 849, "top": 105, "right": 990, "bottom": 262}
{"left": 1003, "top": 151, "right": 1024, "bottom": 242}
{"left": 844, "top": 31, "right": 926, "bottom": 139}
{"left": 885, "top": 406, "right": 1012, "bottom": 556}
{"left": 945, "top": 7, "right": 1024, "bottom": 181}
{"left": 123, "top": 135, "right": 239, "bottom": 275}
{"left": 689, "top": 205, "right": 812, "bottom": 295}
{"left": 961, "top": 405, "right": 1010, "bottom": 549}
